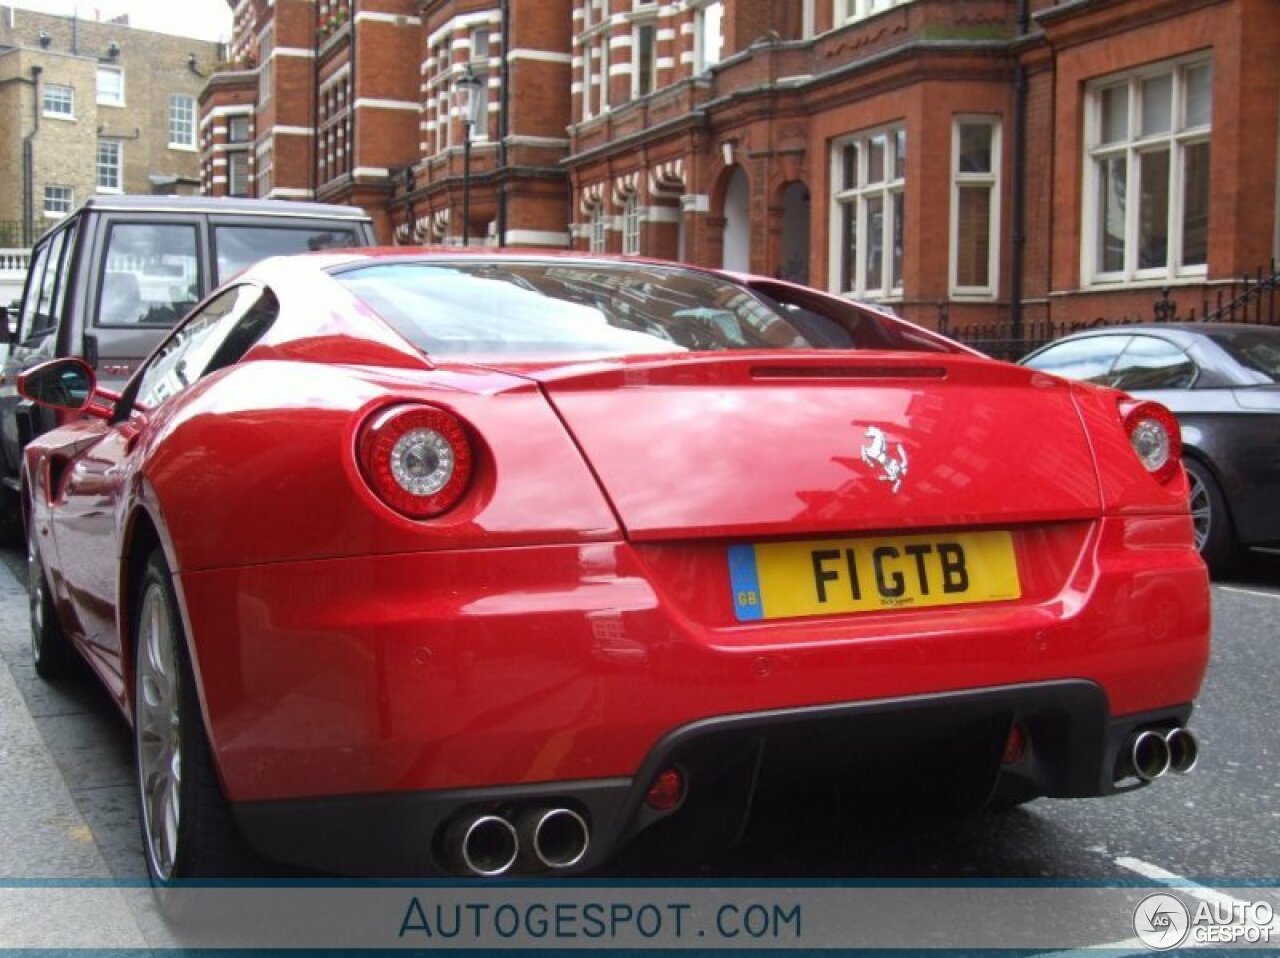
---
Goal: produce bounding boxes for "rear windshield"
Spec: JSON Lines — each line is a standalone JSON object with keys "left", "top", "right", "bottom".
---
{"left": 334, "top": 261, "right": 923, "bottom": 358}
{"left": 215, "top": 225, "right": 363, "bottom": 284}
{"left": 1200, "top": 326, "right": 1280, "bottom": 384}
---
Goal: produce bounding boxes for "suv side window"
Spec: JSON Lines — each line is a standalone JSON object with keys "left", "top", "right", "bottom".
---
{"left": 1024, "top": 335, "right": 1133, "bottom": 384}
{"left": 19, "top": 226, "right": 74, "bottom": 341}
{"left": 99, "top": 222, "right": 201, "bottom": 327}
{"left": 48, "top": 220, "right": 78, "bottom": 330}
{"left": 213, "top": 224, "right": 362, "bottom": 284}
{"left": 17, "top": 242, "right": 52, "bottom": 340}
{"left": 1110, "top": 335, "right": 1197, "bottom": 390}
{"left": 132, "top": 284, "right": 278, "bottom": 410}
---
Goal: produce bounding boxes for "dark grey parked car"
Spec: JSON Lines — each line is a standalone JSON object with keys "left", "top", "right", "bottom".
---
{"left": 1021, "top": 323, "right": 1280, "bottom": 573}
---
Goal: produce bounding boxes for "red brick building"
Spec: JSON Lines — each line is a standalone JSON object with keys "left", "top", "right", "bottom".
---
{"left": 201, "top": 0, "right": 1280, "bottom": 333}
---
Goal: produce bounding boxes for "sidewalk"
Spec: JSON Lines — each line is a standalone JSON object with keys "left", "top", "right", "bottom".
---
{"left": 0, "top": 559, "right": 174, "bottom": 948}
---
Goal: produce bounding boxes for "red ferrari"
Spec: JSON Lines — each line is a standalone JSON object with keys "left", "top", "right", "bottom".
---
{"left": 19, "top": 252, "right": 1209, "bottom": 882}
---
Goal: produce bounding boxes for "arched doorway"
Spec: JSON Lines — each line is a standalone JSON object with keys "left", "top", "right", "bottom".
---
{"left": 779, "top": 181, "right": 810, "bottom": 284}
{"left": 721, "top": 167, "right": 749, "bottom": 272}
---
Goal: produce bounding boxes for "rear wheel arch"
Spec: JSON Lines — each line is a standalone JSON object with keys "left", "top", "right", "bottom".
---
{"left": 120, "top": 508, "right": 194, "bottom": 708}
{"left": 120, "top": 508, "right": 162, "bottom": 709}
{"left": 119, "top": 505, "right": 228, "bottom": 778}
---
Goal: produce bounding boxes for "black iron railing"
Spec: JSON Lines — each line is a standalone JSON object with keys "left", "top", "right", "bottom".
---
{"left": 941, "top": 260, "right": 1280, "bottom": 361}
{"left": 1155, "top": 259, "right": 1279, "bottom": 325}
{"left": 938, "top": 313, "right": 1143, "bottom": 362}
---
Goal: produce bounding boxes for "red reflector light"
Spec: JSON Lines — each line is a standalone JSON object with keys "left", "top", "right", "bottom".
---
{"left": 1119, "top": 399, "right": 1181, "bottom": 485}
{"left": 1002, "top": 724, "right": 1028, "bottom": 766}
{"left": 356, "top": 404, "right": 473, "bottom": 518}
{"left": 644, "top": 768, "right": 686, "bottom": 812}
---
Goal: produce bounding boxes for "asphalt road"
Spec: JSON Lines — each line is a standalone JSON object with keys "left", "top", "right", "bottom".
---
{"left": 0, "top": 545, "right": 1277, "bottom": 941}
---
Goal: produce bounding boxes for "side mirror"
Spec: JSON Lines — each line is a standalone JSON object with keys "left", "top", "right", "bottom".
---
{"left": 0, "top": 306, "right": 14, "bottom": 345}
{"left": 17, "top": 357, "right": 96, "bottom": 411}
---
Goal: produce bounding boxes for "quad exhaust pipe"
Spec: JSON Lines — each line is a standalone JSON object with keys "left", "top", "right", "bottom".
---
{"left": 1164, "top": 726, "right": 1198, "bottom": 774}
{"left": 455, "top": 814, "right": 519, "bottom": 876}
{"left": 1119, "top": 727, "right": 1199, "bottom": 783}
{"left": 522, "top": 807, "right": 591, "bottom": 870}
{"left": 449, "top": 807, "right": 590, "bottom": 876}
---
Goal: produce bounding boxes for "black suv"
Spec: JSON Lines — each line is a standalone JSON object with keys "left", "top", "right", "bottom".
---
{"left": 0, "top": 195, "right": 377, "bottom": 532}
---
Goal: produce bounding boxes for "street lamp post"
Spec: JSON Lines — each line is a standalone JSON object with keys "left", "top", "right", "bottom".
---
{"left": 454, "top": 65, "right": 484, "bottom": 247}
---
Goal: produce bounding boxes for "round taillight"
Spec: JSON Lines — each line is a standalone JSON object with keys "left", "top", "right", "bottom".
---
{"left": 357, "top": 404, "right": 473, "bottom": 518}
{"left": 1120, "top": 400, "right": 1181, "bottom": 485}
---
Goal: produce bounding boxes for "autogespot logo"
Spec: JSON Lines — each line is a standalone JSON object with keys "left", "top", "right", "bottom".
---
{"left": 1133, "top": 893, "right": 1191, "bottom": 950}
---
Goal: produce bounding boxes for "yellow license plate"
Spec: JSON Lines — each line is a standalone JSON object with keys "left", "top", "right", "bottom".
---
{"left": 728, "top": 531, "right": 1021, "bottom": 621}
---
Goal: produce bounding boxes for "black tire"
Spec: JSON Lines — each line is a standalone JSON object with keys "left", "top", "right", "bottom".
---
{"left": 1185, "top": 458, "right": 1239, "bottom": 575}
{"left": 132, "top": 550, "right": 253, "bottom": 893}
{"left": 0, "top": 491, "right": 23, "bottom": 546}
{"left": 28, "top": 512, "right": 77, "bottom": 679}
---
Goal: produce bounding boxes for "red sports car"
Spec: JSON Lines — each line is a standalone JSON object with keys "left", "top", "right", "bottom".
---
{"left": 19, "top": 252, "right": 1209, "bottom": 883}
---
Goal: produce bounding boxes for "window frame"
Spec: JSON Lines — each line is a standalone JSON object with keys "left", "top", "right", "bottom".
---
{"left": 579, "top": 7, "right": 611, "bottom": 120}
{"left": 42, "top": 83, "right": 74, "bottom": 119}
{"left": 1081, "top": 54, "right": 1213, "bottom": 287}
{"left": 96, "top": 65, "right": 124, "bottom": 106}
{"left": 228, "top": 150, "right": 251, "bottom": 197}
{"left": 228, "top": 114, "right": 252, "bottom": 143}
{"left": 96, "top": 220, "right": 202, "bottom": 328}
{"left": 168, "top": 94, "right": 196, "bottom": 150}
{"left": 631, "top": 20, "right": 657, "bottom": 99}
{"left": 693, "top": 1, "right": 724, "bottom": 72}
{"left": 835, "top": 0, "right": 911, "bottom": 25}
{"left": 43, "top": 185, "right": 73, "bottom": 219}
{"left": 96, "top": 139, "right": 123, "bottom": 192}
{"left": 258, "top": 23, "right": 275, "bottom": 105}
{"left": 589, "top": 202, "right": 608, "bottom": 253}
{"left": 622, "top": 194, "right": 641, "bottom": 255}
{"left": 950, "top": 116, "right": 1001, "bottom": 299}
{"left": 829, "top": 123, "right": 907, "bottom": 301}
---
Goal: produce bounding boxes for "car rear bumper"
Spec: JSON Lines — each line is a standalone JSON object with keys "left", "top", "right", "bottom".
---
{"left": 176, "top": 514, "right": 1208, "bottom": 827}
{"left": 230, "top": 681, "right": 1192, "bottom": 876}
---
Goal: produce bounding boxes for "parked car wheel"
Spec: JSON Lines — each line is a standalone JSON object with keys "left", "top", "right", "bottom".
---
{"left": 28, "top": 513, "right": 76, "bottom": 679}
{"left": 133, "top": 551, "right": 250, "bottom": 887}
{"left": 1185, "top": 457, "right": 1238, "bottom": 574}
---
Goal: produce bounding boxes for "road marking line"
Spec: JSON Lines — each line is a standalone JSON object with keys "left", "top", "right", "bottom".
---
{"left": 1046, "top": 856, "right": 1280, "bottom": 955}
{"left": 1037, "top": 856, "right": 1258, "bottom": 956}
{"left": 1216, "top": 585, "right": 1280, "bottom": 600}
{"left": 1034, "top": 935, "right": 1160, "bottom": 957}
{"left": 1116, "top": 857, "right": 1280, "bottom": 936}
{"left": 1115, "top": 856, "right": 1249, "bottom": 909}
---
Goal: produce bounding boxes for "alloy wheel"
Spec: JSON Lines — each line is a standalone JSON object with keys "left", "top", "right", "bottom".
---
{"left": 1187, "top": 468, "right": 1211, "bottom": 553}
{"left": 135, "top": 583, "right": 182, "bottom": 881}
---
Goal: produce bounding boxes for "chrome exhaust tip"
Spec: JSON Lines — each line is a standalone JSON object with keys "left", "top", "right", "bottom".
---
{"left": 457, "top": 815, "right": 519, "bottom": 877}
{"left": 1165, "top": 727, "right": 1199, "bottom": 774}
{"left": 525, "top": 807, "right": 590, "bottom": 870}
{"left": 1129, "top": 729, "right": 1172, "bottom": 782}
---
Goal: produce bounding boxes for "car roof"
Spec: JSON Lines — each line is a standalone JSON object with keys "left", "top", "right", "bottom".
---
{"left": 260, "top": 248, "right": 753, "bottom": 284}
{"left": 1026, "top": 322, "right": 1277, "bottom": 353}
{"left": 74, "top": 195, "right": 372, "bottom": 221}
